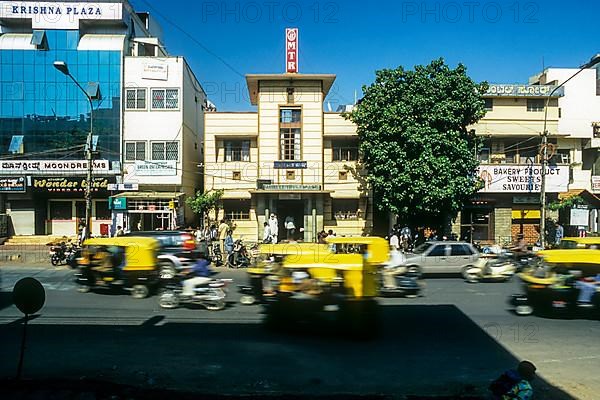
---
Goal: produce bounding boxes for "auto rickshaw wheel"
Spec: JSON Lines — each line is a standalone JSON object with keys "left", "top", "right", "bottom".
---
{"left": 515, "top": 304, "right": 534, "bottom": 316}
{"left": 77, "top": 285, "right": 90, "bottom": 293}
{"left": 159, "top": 261, "right": 177, "bottom": 280}
{"left": 240, "top": 295, "right": 256, "bottom": 305}
{"left": 131, "top": 284, "right": 150, "bottom": 299}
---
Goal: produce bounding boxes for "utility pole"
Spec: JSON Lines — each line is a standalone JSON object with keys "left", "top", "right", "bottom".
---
{"left": 539, "top": 54, "right": 600, "bottom": 248}
{"left": 53, "top": 61, "right": 96, "bottom": 241}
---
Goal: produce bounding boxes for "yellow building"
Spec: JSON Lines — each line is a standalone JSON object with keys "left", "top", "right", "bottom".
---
{"left": 203, "top": 74, "right": 372, "bottom": 242}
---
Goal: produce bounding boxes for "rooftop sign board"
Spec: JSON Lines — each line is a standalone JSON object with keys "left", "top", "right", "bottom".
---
{"left": 485, "top": 84, "right": 564, "bottom": 97}
{"left": 0, "top": 2, "right": 123, "bottom": 29}
{"left": 286, "top": 28, "right": 298, "bottom": 73}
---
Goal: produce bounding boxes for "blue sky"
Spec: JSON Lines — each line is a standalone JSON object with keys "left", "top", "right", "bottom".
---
{"left": 130, "top": 0, "right": 600, "bottom": 111}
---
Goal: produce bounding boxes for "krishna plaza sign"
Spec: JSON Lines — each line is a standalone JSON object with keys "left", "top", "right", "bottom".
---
{"left": 0, "top": 2, "right": 122, "bottom": 29}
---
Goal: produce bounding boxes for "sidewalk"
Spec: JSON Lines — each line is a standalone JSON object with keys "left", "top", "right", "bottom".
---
{"left": 0, "top": 245, "right": 50, "bottom": 265}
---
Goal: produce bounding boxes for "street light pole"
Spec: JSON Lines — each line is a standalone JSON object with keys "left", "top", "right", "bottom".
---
{"left": 53, "top": 61, "right": 95, "bottom": 241}
{"left": 539, "top": 54, "right": 600, "bottom": 248}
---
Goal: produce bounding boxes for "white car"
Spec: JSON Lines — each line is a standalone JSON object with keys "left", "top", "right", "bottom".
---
{"left": 402, "top": 241, "right": 480, "bottom": 277}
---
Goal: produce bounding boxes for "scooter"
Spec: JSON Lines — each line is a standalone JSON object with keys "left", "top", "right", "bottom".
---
{"left": 379, "top": 274, "right": 422, "bottom": 298}
{"left": 378, "top": 251, "right": 422, "bottom": 298}
{"left": 159, "top": 276, "right": 231, "bottom": 311}
{"left": 462, "top": 255, "right": 516, "bottom": 283}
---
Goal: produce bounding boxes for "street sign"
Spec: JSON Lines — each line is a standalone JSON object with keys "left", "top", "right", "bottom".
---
{"left": 109, "top": 197, "right": 127, "bottom": 210}
{"left": 0, "top": 177, "right": 26, "bottom": 192}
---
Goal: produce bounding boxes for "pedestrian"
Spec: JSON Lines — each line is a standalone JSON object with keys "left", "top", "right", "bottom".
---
{"left": 284, "top": 215, "right": 295, "bottom": 241}
{"left": 268, "top": 214, "right": 279, "bottom": 244}
{"left": 489, "top": 360, "right": 536, "bottom": 400}
{"left": 554, "top": 221, "right": 564, "bottom": 246}
{"left": 195, "top": 226, "right": 203, "bottom": 242}
{"left": 327, "top": 229, "right": 336, "bottom": 252}
{"left": 218, "top": 219, "right": 229, "bottom": 254}
{"left": 389, "top": 230, "right": 400, "bottom": 251}
{"left": 224, "top": 229, "right": 234, "bottom": 265}
{"left": 263, "top": 222, "right": 272, "bottom": 244}
{"left": 317, "top": 230, "right": 328, "bottom": 244}
{"left": 115, "top": 225, "right": 124, "bottom": 237}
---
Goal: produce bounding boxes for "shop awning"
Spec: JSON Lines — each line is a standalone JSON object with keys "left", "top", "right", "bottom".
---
{"left": 512, "top": 209, "right": 541, "bottom": 219}
{"left": 559, "top": 189, "right": 600, "bottom": 207}
{"left": 248, "top": 190, "right": 333, "bottom": 194}
{"left": 77, "top": 34, "right": 125, "bottom": 51}
{"left": 112, "top": 191, "right": 184, "bottom": 199}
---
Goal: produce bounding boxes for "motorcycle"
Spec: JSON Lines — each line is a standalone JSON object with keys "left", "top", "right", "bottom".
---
{"left": 227, "top": 239, "right": 252, "bottom": 268}
{"left": 159, "top": 275, "right": 231, "bottom": 310}
{"left": 462, "top": 253, "right": 517, "bottom": 283}
{"left": 50, "top": 242, "right": 79, "bottom": 266}
{"left": 208, "top": 242, "right": 223, "bottom": 266}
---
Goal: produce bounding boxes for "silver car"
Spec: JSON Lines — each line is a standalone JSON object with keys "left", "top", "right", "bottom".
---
{"left": 403, "top": 241, "right": 479, "bottom": 277}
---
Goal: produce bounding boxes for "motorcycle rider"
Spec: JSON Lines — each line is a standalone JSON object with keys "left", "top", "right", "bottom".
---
{"left": 181, "top": 253, "right": 213, "bottom": 298}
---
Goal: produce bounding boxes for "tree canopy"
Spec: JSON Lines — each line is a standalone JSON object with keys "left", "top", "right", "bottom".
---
{"left": 347, "top": 58, "right": 488, "bottom": 229}
{"left": 186, "top": 189, "right": 224, "bottom": 224}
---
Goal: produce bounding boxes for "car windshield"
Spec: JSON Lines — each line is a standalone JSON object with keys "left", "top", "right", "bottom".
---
{"left": 413, "top": 242, "right": 433, "bottom": 254}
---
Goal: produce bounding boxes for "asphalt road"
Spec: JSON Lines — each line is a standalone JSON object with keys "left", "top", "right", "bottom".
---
{"left": 0, "top": 265, "right": 598, "bottom": 399}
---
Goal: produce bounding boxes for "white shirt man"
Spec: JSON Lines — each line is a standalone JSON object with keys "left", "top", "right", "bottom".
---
{"left": 389, "top": 233, "right": 400, "bottom": 251}
{"left": 268, "top": 214, "right": 279, "bottom": 244}
{"left": 263, "top": 223, "right": 272, "bottom": 243}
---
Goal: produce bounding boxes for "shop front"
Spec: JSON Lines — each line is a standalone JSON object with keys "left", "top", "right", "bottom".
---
{"left": 456, "top": 164, "right": 570, "bottom": 245}
{"left": 110, "top": 192, "right": 184, "bottom": 232}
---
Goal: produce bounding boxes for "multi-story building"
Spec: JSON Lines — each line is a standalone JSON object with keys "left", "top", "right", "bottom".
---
{"left": 529, "top": 67, "right": 600, "bottom": 233}
{"left": 459, "top": 74, "right": 600, "bottom": 244}
{"left": 0, "top": 1, "right": 205, "bottom": 236}
{"left": 204, "top": 73, "right": 372, "bottom": 241}
{"left": 457, "top": 83, "right": 565, "bottom": 244}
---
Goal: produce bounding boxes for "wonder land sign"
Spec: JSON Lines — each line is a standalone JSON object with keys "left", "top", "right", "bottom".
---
{"left": 478, "top": 165, "right": 568, "bottom": 193}
{"left": 0, "top": 2, "right": 123, "bottom": 29}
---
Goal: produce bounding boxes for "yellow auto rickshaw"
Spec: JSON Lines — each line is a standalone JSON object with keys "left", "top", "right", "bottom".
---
{"left": 75, "top": 237, "right": 161, "bottom": 299}
{"left": 510, "top": 249, "right": 600, "bottom": 317}
{"left": 264, "top": 236, "right": 389, "bottom": 336}
{"left": 238, "top": 242, "right": 331, "bottom": 305}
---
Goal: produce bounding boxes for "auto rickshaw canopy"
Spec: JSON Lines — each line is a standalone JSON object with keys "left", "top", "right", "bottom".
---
{"left": 557, "top": 237, "right": 600, "bottom": 249}
{"left": 326, "top": 236, "right": 390, "bottom": 265}
{"left": 81, "top": 237, "right": 159, "bottom": 271}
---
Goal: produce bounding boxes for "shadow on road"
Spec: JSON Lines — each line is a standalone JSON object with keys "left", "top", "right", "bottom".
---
{"left": 0, "top": 291, "right": 12, "bottom": 311}
{"left": 0, "top": 304, "right": 575, "bottom": 399}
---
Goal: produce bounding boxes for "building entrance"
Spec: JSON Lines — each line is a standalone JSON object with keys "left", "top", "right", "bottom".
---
{"left": 276, "top": 199, "right": 304, "bottom": 241}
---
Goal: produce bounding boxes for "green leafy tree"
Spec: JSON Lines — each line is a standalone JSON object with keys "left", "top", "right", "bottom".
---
{"left": 186, "top": 189, "right": 224, "bottom": 225}
{"left": 347, "top": 58, "right": 488, "bottom": 230}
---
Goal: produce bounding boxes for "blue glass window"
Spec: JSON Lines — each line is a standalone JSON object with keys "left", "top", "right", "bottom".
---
{"left": 8, "top": 135, "right": 24, "bottom": 154}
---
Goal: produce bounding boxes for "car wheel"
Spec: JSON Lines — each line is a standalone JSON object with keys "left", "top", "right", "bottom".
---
{"left": 131, "top": 284, "right": 150, "bottom": 299}
{"left": 406, "top": 265, "right": 422, "bottom": 279}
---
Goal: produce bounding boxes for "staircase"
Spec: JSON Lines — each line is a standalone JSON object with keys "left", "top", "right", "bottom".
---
{"left": 2, "top": 235, "right": 77, "bottom": 247}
